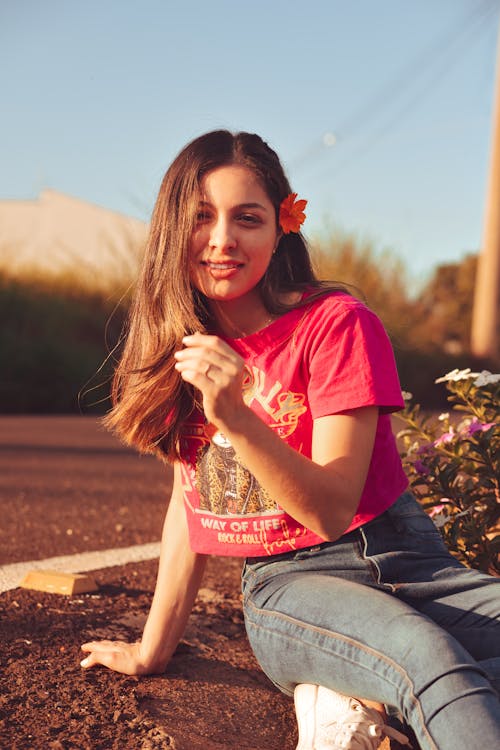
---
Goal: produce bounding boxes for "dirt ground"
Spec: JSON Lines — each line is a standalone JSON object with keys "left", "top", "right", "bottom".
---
{"left": 0, "top": 416, "right": 409, "bottom": 749}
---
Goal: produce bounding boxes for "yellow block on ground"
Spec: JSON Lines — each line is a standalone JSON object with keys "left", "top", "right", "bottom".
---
{"left": 20, "top": 569, "right": 98, "bottom": 595}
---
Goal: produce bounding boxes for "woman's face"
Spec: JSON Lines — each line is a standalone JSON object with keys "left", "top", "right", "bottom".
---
{"left": 189, "top": 164, "right": 279, "bottom": 306}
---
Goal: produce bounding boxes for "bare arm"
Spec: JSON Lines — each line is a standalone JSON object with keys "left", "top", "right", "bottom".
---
{"left": 81, "top": 463, "right": 208, "bottom": 674}
{"left": 218, "top": 405, "right": 377, "bottom": 541}
{"left": 139, "top": 462, "right": 208, "bottom": 671}
{"left": 175, "top": 334, "right": 378, "bottom": 541}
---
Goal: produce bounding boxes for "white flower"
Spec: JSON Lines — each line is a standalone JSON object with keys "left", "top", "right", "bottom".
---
{"left": 430, "top": 506, "right": 471, "bottom": 529}
{"left": 456, "top": 417, "right": 472, "bottom": 433}
{"left": 431, "top": 512, "right": 449, "bottom": 529}
{"left": 473, "top": 370, "right": 500, "bottom": 387}
{"left": 401, "top": 390, "right": 413, "bottom": 401}
{"left": 435, "top": 368, "right": 480, "bottom": 384}
{"left": 438, "top": 412, "right": 449, "bottom": 421}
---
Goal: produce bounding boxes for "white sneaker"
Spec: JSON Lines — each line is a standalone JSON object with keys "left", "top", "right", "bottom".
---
{"left": 294, "top": 684, "right": 411, "bottom": 749}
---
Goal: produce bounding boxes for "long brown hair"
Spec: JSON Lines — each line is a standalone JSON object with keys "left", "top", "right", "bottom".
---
{"left": 105, "top": 130, "right": 341, "bottom": 460}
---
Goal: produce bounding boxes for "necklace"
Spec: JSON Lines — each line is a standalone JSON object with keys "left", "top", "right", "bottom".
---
{"left": 225, "top": 314, "right": 276, "bottom": 338}
{"left": 212, "top": 301, "right": 277, "bottom": 338}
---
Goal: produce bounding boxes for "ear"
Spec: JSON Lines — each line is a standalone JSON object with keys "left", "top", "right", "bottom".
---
{"left": 273, "top": 231, "right": 283, "bottom": 254}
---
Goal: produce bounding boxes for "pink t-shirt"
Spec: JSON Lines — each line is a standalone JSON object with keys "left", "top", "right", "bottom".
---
{"left": 178, "top": 291, "right": 408, "bottom": 557}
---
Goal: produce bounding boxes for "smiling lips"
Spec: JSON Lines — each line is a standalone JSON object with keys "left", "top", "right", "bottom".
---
{"left": 201, "top": 260, "right": 243, "bottom": 277}
{"left": 202, "top": 260, "right": 243, "bottom": 268}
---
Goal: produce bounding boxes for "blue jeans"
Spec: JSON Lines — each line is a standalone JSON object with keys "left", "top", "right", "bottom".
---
{"left": 241, "top": 492, "right": 500, "bottom": 750}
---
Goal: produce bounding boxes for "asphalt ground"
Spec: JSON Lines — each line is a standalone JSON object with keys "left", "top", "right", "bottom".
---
{"left": 0, "top": 415, "right": 171, "bottom": 567}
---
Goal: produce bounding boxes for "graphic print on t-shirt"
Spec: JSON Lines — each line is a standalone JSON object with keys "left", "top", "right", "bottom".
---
{"left": 195, "top": 431, "right": 279, "bottom": 515}
{"left": 194, "top": 365, "right": 308, "bottom": 516}
{"left": 242, "top": 364, "right": 307, "bottom": 438}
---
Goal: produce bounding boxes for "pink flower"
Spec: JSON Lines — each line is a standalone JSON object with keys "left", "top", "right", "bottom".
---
{"left": 467, "top": 418, "right": 496, "bottom": 436}
{"left": 433, "top": 430, "right": 455, "bottom": 447}
{"left": 416, "top": 441, "right": 434, "bottom": 455}
{"left": 414, "top": 460, "right": 430, "bottom": 476}
{"left": 428, "top": 505, "right": 445, "bottom": 518}
{"left": 428, "top": 499, "right": 451, "bottom": 517}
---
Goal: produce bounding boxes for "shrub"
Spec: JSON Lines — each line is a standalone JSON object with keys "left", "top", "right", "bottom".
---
{"left": 0, "top": 274, "right": 126, "bottom": 413}
{"left": 396, "top": 369, "right": 500, "bottom": 575}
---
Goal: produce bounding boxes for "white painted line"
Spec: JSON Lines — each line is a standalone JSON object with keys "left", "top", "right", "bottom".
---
{"left": 0, "top": 541, "right": 161, "bottom": 593}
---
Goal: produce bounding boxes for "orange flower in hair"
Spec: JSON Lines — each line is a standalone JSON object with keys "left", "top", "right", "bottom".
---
{"left": 279, "top": 193, "right": 307, "bottom": 234}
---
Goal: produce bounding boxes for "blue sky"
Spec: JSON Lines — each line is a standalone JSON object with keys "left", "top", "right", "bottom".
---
{"left": 1, "top": 0, "right": 499, "bottom": 284}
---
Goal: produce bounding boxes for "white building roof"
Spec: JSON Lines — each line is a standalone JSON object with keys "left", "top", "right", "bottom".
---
{"left": 0, "top": 190, "right": 148, "bottom": 290}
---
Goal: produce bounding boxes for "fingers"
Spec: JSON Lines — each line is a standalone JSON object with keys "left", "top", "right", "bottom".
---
{"left": 174, "top": 334, "right": 242, "bottom": 385}
{"left": 81, "top": 639, "right": 127, "bottom": 651}
{"left": 173, "top": 334, "right": 247, "bottom": 426}
{"left": 80, "top": 640, "right": 114, "bottom": 669}
{"left": 80, "top": 640, "right": 138, "bottom": 673}
{"left": 80, "top": 652, "right": 98, "bottom": 669}
{"left": 176, "top": 333, "right": 240, "bottom": 367}
{"left": 80, "top": 652, "right": 117, "bottom": 671}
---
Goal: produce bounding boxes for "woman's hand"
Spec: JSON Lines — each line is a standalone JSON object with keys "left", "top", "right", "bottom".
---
{"left": 174, "top": 333, "right": 247, "bottom": 429}
{"left": 80, "top": 639, "right": 162, "bottom": 676}
{"left": 80, "top": 469, "right": 207, "bottom": 679}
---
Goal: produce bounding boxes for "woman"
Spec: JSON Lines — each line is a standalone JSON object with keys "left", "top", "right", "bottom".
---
{"left": 81, "top": 130, "right": 500, "bottom": 750}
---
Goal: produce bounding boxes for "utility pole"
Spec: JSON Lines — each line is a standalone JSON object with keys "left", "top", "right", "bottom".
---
{"left": 471, "top": 21, "right": 500, "bottom": 362}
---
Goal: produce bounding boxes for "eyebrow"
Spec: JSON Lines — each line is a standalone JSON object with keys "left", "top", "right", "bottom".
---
{"left": 199, "top": 200, "right": 269, "bottom": 212}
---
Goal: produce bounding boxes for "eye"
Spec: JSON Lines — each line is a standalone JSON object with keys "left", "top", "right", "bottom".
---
{"left": 238, "top": 213, "right": 262, "bottom": 225}
{"left": 196, "top": 210, "right": 212, "bottom": 223}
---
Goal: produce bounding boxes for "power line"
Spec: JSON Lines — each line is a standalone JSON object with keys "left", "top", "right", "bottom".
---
{"left": 314, "top": 3, "right": 497, "bottom": 184}
{"left": 288, "top": 0, "right": 498, "bottom": 179}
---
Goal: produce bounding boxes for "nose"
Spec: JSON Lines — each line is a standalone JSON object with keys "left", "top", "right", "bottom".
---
{"left": 209, "top": 216, "right": 237, "bottom": 252}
